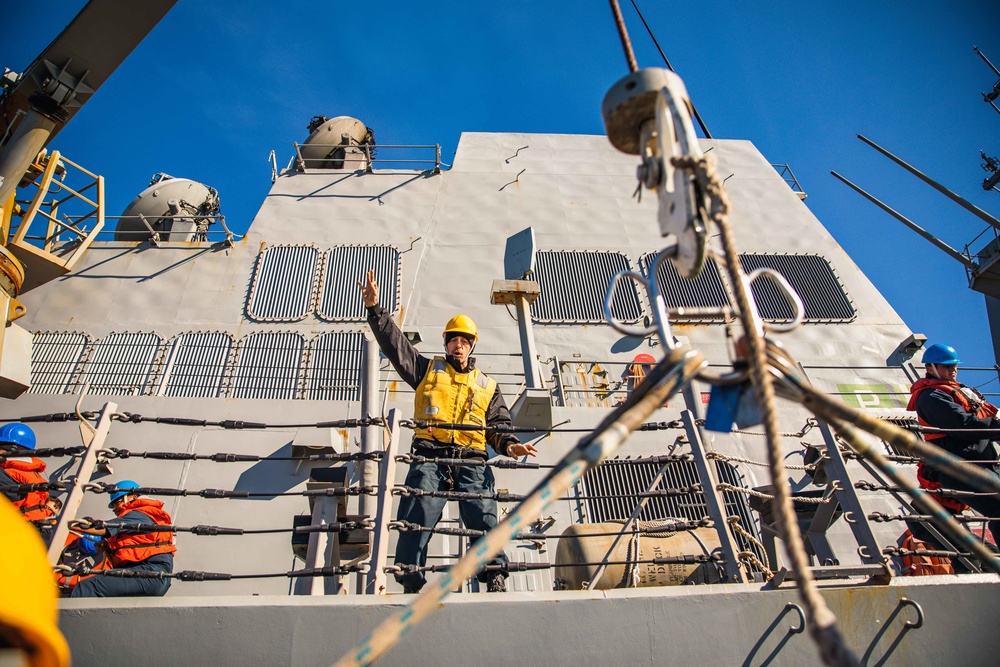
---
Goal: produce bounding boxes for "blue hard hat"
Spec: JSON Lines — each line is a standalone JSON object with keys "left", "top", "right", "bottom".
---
{"left": 108, "top": 480, "right": 141, "bottom": 508}
{"left": 0, "top": 422, "right": 36, "bottom": 450}
{"left": 77, "top": 534, "right": 100, "bottom": 557}
{"left": 922, "top": 343, "right": 962, "bottom": 366}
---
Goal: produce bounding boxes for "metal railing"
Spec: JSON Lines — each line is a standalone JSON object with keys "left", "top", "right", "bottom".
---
{"left": 56, "top": 214, "right": 238, "bottom": 246}
{"left": 771, "top": 163, "right": 806, "bottom": 199}
{"left": 291, "top": 142, "right": 443, "bottom": 174}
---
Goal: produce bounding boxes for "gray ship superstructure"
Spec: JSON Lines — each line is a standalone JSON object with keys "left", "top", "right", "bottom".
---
{"left": 5, "top": 121, "right": 1000, "bottom": 665}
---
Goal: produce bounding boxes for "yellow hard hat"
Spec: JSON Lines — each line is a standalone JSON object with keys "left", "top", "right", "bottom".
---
{"left": 443, "top": 314, "right": 478, "bottom": 342}
{"left": 0, "top": 497, "right": 70, "bottom": 667}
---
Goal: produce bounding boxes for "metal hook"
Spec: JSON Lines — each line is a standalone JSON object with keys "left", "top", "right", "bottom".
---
{"left": 743, "top": 267, "right": 805, "bottom": 334}
{"left": 602, "top": 242, "right": 679, "bottom": 349}
{"left": 897, "top": 598, "right": 924, "bottom": 629}
{"left": 783, "top": 603, "right": 806, "bottom": 634}
{"left": 75, "top": 382, "right": 96, "bottom": 436}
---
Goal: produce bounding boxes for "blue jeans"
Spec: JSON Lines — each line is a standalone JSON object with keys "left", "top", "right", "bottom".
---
{"left": 70, "top": 555, "right": 173, "bottom": 598}
{"left": 394, "top": 460, "right": 508, "bottom": 590}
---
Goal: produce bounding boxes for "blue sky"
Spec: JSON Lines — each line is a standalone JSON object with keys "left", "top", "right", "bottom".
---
{"left": 5, "top": 1, "right": 1000, "bottom": 386}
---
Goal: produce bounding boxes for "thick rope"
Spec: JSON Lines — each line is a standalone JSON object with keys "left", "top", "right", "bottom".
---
{"left": 678, "top": 153, "right": 856, "bottom": 667}
{"left": 707, "top": 450, "right": 814, "bottom": 471}
{"left": 716, "top": 483, "right": 834, "bottom": 505}
{"left": 728, "top": 516, "right": 774, "bottom": 580}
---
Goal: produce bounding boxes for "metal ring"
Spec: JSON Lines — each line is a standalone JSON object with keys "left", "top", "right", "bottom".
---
{"left": 695, "top": 366, "right": 749, "bottom": 386}
{"left": 898, "top": 597, "right": 924, "bottom": 629}
{"left": 603, "top": 269, "right": 657, "bottom": 338}
{"left": 744, "top": 267, "right": 806, "bottom": 333}
{"left": 783, "top": 602, "right": 806, "bottom": 634}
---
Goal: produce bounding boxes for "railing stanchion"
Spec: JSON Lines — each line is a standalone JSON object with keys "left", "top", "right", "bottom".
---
{"left": 46, "top": 401, "right": 118, "bottom": 565}
{"left": 366, "top": 409, "right": 400, "bottom": 594}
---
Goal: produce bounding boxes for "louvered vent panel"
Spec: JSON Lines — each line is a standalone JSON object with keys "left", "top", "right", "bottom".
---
{"left": 318, "top": 246, "right": 399, "bottom": 321}
{"left": 305, "top": 332, "right": 364, "bottom": 400}
{"left": 246, "top": 245, "right": 318, "bottom": 322}
{"left": 83, "top": 332, "right": 161, "bottom": 395}
{"left": 531, "top": 251, "right": 642, "bottom": 323}
{"left": 230, "top": 332, "right": 303, "bottom": 399}
{"left": 579, "top": 457, "right": 764, "bottom": 560}
{"left": 29, "top": 331, "right": 89, "bottom": 395}
{"left": 739, "top": 254, "right": 856, "bottom": 321}
{"left": 639, "top": 253, "right": 731, "bottom": 312}
{"left": 160, "top": 332, "right": 232, "bottom": 398}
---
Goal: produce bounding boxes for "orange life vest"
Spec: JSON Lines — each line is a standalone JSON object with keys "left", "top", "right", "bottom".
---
{"left": 56, "top": 557, "right": 112, "bottom": 589}
{"left": 105, "top": 498, "right": 176, "bottom": 566}
{"left": 900, "top": 529, "right": 955, "bottom": 576}
{"left": 0, "top": 457, "right": 55, "bottom": 521}
{"left": 907, "top": 377, "right": 998, "bottom": 440}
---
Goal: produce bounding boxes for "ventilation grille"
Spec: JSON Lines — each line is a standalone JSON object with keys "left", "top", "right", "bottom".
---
{"left": 246, "top": 245, "right": 319, "bottom": 322}
{"left": 640, "top": 253, "right": 731, "bottom": 313}
{"left": 305, "top": 332, "right": 365, "bottom": 400}
{"left": 29, "top": 332, "right": 90, "bottom": 395}
{"left": 83, "top": 332, "right": 161, "bottom": 395}
{"left": 160, "top": 332, "right": 232, "bottom": 398}
{"left": 318, "top": 246, "right": 399, "bottom": 321}
{"left": 230, "top": 332, "right": 304, "bottom": 399}
{"left": 531, "top": 250, "right": 642, "bottom": 323}
{"left": 740, "top": 254, "right": 855, "bottom": 322}
{"left": 579, "top": 457, "right": 764, "bottom": 558}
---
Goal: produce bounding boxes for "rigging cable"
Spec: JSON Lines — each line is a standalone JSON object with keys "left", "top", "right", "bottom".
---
{"left": 608, "top": 0, "right": 639, "bottom": 73}
{"left": 676, "top": 153, "right": 855, "bottom": 665}
{"left": 628, "top": 0, "right": 713, "bottom": 138}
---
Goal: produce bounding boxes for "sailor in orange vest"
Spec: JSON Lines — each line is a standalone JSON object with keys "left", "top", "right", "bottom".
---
{"left": 907, "top": 343, "right": 1000, "bottom": 545}
{"left": 0, "top": 423, "right": 57, "bottom": 527}
{"left": 359, "top": 270, "right": 538, "bottom": 594}
{"left": 65, "top": 480, "right": 176, "bottom": 597}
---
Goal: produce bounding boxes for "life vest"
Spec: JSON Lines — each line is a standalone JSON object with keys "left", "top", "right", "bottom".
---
{"left": 105, "top": 498, "right": 176, "bottom": 566}
{"left": 0, "top": 457, "right": 54, "bottom": 521}
{"left": 915, "top": 462, "right": 968, "bottom": 513}
{"left": 907, "top": 377, "right": 998, "bottom": 440}
{"left": 900, "top": 529, "right": 955, "bottom": 576}
{"left": 413, "top": 356, "right": 497, "bottom": 451}
{"left": 56, "top": 558, "right": 111, "bottom": 590}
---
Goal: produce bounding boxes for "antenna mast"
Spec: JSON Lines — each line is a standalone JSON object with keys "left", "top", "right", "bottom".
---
{"left": 974, "top": 45, "right": 1000, "bottom": 117}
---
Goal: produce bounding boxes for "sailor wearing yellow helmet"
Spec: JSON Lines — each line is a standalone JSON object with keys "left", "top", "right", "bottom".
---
{"left": 358, "top": 269, "right": 536, "bottom": 594}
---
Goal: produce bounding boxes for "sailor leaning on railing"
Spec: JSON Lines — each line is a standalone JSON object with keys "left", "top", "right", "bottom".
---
{"left": 58, "top": 480, "right": 176, "bottom": 597}
{"left": 357, "top": 269, "right": 537, "bottom": 594}
{"left": 907, "top": 342, "right": 1000, "bottom": 547}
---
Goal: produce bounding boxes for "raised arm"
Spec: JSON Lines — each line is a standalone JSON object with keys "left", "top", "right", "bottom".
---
{"left": 359, "top": 269, "right": 428, "bottom": 389}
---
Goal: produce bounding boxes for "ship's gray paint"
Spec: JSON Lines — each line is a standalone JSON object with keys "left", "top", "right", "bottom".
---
{"left": 59, "top": 577, "right": 1000, "bottom": 666}
{"left": 4, "top": 131, "right": 995, "bottom": 663}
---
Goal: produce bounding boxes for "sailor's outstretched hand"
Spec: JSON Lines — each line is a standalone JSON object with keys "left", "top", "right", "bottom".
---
{"left": 508, "top": 442, "right": 538, "bottom": 458}
{"left": 358, "top": 269, "right": 378, "bottom": 307}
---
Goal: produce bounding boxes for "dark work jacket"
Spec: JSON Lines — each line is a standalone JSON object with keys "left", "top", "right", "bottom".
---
{"left": 366, "top": 304, "right": 518, "bottom": 456}
{"left": 0, "top": 467, "right": 20, "bottom": 503}
{"left": 912, "top": 384, "right": 1000, "bottom": 465}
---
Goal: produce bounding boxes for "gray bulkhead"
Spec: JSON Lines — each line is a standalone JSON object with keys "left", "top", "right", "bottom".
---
{"left": 8, "top": 132, "right": 919, "bottom": 603}
{"left": 2, "top": 133, "right": 936, "bottom": 608}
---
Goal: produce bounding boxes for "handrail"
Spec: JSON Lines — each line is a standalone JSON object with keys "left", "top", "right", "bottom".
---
{"left": 291, "top": 142, "right": 443, "bottom": 174}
